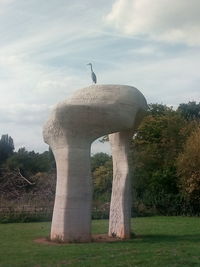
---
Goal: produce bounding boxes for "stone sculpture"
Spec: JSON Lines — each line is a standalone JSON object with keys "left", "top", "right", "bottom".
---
{"left": 43, "top": 84, "right": 147, "bottom": 242}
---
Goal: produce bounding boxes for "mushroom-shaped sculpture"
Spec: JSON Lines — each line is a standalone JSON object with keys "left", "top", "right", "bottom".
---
{"left": 43, "top": 84, "right": 147, "bottom": 242}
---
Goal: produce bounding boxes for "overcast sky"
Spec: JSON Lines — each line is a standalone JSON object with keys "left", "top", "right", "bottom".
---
{"left": 0, "top": 0, "right": 199, "bottom": 153}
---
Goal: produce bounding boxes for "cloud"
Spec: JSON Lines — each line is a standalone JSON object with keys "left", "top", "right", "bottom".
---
{"left": 100, "top": 47, "right": 200, "bottom": 106}
{"left": 0, "top": 103, "right": 51, "bottom": 124}
{"left": 105, "top": 0, "right": 200, "bottom": 46}
{"left": 91, "top": 139, "right": 111, "bottom": 155}
{"left": 0, "top": 0, "right": 199, "bottom": 153}
{"left": 0, "top": 0, "right": 107, "bottom": 152}
{"left": 0, "top": 120, "right": 48, "bottom": 152}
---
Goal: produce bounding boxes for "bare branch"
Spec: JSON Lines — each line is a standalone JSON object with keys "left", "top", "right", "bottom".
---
{"left": 17, "top": 169, "right": 35, "bottom": 185}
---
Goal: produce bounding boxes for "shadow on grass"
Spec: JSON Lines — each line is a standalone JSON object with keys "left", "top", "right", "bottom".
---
{"left": 128, "top": 234, "right": 200, "bottom": 244}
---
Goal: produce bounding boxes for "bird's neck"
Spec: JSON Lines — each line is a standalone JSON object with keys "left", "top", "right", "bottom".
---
{"left": 90, "top": 65, "right": 93, "bottom": 72}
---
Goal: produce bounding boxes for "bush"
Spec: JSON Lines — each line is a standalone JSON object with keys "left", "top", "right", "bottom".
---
{"left": 0, "top": 206, "right": 53, "bottom": 223}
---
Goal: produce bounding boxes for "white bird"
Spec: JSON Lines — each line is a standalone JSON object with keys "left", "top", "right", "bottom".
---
{"left": 87, "top": 63, "right": 97, "bottom": 84}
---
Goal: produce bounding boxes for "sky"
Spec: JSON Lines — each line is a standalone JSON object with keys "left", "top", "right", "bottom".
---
{"left": 0, "top": 0, "right": 199, "bottom": 153}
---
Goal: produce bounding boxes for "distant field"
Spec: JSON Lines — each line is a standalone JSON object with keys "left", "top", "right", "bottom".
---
{"left": 0, "top": 217, "right": 200, "bottom": 266}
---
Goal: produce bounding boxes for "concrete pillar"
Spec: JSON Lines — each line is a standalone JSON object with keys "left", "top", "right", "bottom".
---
{"left": 51, "top": 144, "right": 92, "bottom": 242}
{"left": 109, "top": 130, "right": 133, "bottom": 239}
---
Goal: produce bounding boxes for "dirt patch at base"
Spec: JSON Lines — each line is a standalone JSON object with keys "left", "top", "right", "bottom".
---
{"left": 35, "top": 234, "right": 127, "bottom": 245}
{"left": 92, "top": 234, "right": 125, "bottom": 243}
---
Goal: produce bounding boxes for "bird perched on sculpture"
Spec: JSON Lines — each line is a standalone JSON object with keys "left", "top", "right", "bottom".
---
{"left": 87, "top": 63, "right": 97, "bottom": 84}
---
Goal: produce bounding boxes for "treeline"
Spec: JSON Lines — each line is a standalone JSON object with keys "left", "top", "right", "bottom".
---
{"left": 0, "top": 101, "right": 199, "bottom": 221}
{"left": 94, "top": 101, "right": 200, "bottom": 216}
{"left": 132, "top": 102, "right": 200, "bottom": 215}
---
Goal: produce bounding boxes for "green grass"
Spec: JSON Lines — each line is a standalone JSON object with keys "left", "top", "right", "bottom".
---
{"left": 0, "top": 217, "right": 200, "bottom": 266}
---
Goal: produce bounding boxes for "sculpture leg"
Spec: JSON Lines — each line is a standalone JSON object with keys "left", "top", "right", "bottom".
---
{"left": 50, "top": 143, "right": 92, "bottom": 242}
{"left": 108, "top": 130, "right": 133, "bottom": 239}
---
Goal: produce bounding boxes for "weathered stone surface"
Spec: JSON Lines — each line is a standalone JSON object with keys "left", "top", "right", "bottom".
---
{"left": 108, "top": 130, "right": 133, "bottom": 239}
{"left": 43, "top": 84, "right": 147, "bottom": 242}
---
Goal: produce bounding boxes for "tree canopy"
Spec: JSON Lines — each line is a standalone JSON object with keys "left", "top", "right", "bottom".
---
{"left": 177, "top": 101, "right": 200, "bottom": 120}
{"left": 0, "top": 134, "right": 14, "bottom": 165}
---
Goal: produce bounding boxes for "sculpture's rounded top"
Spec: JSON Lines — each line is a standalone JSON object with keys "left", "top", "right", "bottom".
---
{"left": 67, "top": 84, "right": 147, "bottom": 108}
{"left": 43, "top": 84, "right": 147, "bottom": 147}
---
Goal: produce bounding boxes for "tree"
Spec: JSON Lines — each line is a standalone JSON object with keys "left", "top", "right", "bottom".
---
{"left": 177, "top": 126, "right": 200, "bottom": 207}
{"left": 91, "top": 152, "right": 111, "bottom": 172}
{"left": 6, "top": 147, "right": 52, "bottom": 175}
{"left": 90, "top": 153, "right": 113, "bottom": 202}
{"left": 178, "top": 101, "right": 200, "bottom": 121}
{"left": 0, "top": 134, "right": 14, "bottom": 165}
{"left": 92, "top": 159, "right": 113, "bottom": 202}
{"left": 131, "top": 104, "right": 192, "bottom": 214}
{"left": 148, "top": 103, "right": 173, "bottom": 117}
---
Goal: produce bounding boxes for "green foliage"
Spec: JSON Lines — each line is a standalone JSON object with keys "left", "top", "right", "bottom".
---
{"left": 0, "top": 207, "right": 52, "bottom": 223}
{"left": 132, "top": 104, "right": 194, "bottom": 214}
{"left": 0, "top": 134, "right": 14, "bottom": 165}
{"left": 148, "top": 103, "right": 173, "bottom": 116}
{"left": 93, "top": 160, "right": 113, "bottom": 201}
{"left": 6, "top": 147, "right": 53, "bottom": 175}
{"left": 91, "top": 153, "right": 113, "bottom": 203}
{"left": 177, "top": 126, "right": 200, "bottom": 206}
{"left": 91, "top": 152, "right": 111, "bottom": 172}
{"left": 178, "top": 101, "right": 200, "bottom": 120}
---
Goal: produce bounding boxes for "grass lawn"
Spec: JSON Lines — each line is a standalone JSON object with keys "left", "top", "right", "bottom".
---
{"left": 0, "top": 216, "right": 200, "bottom": 266}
